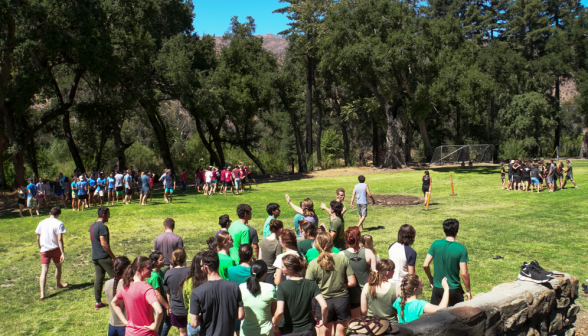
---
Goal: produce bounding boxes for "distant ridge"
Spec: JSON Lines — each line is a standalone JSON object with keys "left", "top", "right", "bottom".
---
{"left": 211, "top": 34, "right": 288, "bottom": 57}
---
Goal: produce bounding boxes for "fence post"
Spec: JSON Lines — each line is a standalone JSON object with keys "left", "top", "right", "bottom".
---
{"left": 449, "top": 174, "right": 457, "bottom": 196}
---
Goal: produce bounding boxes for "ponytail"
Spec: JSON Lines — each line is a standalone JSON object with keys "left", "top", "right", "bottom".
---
{"left": 123, "top": 256, "right": 151, "bottom": 289}
{"left": 113, "top": 256, "right": 131, "bottom": 297}
{"left": 400, "top": 274, "right": 421, "bottom": 321}
{"left": 282, "top": 254, "right": 306, "bottom": 275}
{"left": 367, "top": 259, "right": 395, "bottom": 298}
{"left": 246, "top": 260, "right": 268, "bottom": 296}
{"left": 315, "top": 232, "right": 334, "bottom": 271}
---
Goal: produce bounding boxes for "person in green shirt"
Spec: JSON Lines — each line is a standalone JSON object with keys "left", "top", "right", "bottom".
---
{"left": 305, "top": 232, "right": 356, "bottom": 336}
{"left": 297, "top": 221, "right": 317, "bottom": 257}
{"left": 216, "top": 231, "right": 237, "bottom": 280}
{"left": 423, "top": 218, "right": 471, "bottom": 307}
{"left": 239, "top": 260, "right": 277, "bottom": 336}
{"left": 263, "top": 203, "right": 280, "bottom": 237}
{"left": 320, "top": 201, "right": 345, "bottom": 250}
{"left": 180, "top": 253, "right": 207, "bottom": 336}
{"left": 148, "top": 251, "right": 171, "bottom": 335}
{"left": 228, "top": 204, "right": 252, "bottom": 264}
{"left": 360, "top": 259, "right": 399, "bottom": 324}
{"left": 305, "top": 246, "right": 340, "bottom": 263}
{"left": 393, "top": 274, "right": 449, "bottom": 323}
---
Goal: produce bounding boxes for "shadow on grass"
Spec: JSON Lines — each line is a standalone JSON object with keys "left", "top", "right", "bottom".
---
{"left": 364, "top": 225, "right": 386, "bottom": 232}
{"left": 44, "top": 282, "right": 94, "bottom": 299}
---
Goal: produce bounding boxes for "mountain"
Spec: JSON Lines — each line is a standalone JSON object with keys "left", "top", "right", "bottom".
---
{"left": 212, "top": 34, "right": 288, "bottom": 57}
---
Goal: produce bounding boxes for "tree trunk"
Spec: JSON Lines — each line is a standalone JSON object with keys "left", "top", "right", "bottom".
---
{"left": 62, "top": 111, "right": 86, "bottom": 172}
{"left": 315, "top": 98, "right": 322, "bottom": 165}
{"left": 112, "top": 119, "right": 133, "bottom": 171}
{"left": 404, "top": 121, "right": 414, "bottom": 164}
{"left": 142, "top": 101, "right": 176, "bottom": 174}
{"left": 455, "top": 104, "right": 462, "bottom": 145}
{"left": 372, "top": 117, "right": 379, "bottom": 166}
{"left": 26, "top": 140, "right": 39, "bottom": 181}
{"left": 206, "top": 120, "right": 226, "bottom": 167}
{"left": 278, "top": 88, "right": 307, "bottom": 173}
{"left": 554, "top": 77, "right": 561, "bottom": 149}
{"left": 333, "top": 98, "right": 350, "bottom": 166}
{"left": 417, "top": 117, "right": 432, "bottom": 160}
{"left": 0, "top": 133, "right": 6, "bottom": 188}
{"left": 94, "top": 129, "right": 110, "bottom": 170}
{"left": 240, "top": 144, "right": 268, "bottom": 176}
{"left": 305, "top": 53, "right": 313, "bottom": 161}
{"left": 194, "top": 117, "right": 222, "bottom": 168}
{"left": 383, "top": 100, "right": 406, "bottom": 168}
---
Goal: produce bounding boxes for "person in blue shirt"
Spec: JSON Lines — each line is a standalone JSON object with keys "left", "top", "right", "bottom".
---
{"left": 71, "top": 177, "right": 79, "bottom": 211}
{"left": 123, "top": 170, "right": 133, "bottom": 204}
{"left": 88, "top": 174, "right": 97, "bottom": 207}
{"left": 140, "top": 172, "right": 151, "bottom": 206}
{"left": 107, "top": 172, "right": 116, "bottom": 206}
{"left": 26, "top": 178, "right": 40, "bottom": 216}
{"left": 96, "top": 172, "right": 106, "bottom": 206}
{"left": 159, "top": 169, "right": 176, "bottom": 204}
{"left": 77, "top": 174, "right": 89, "bottom": 211}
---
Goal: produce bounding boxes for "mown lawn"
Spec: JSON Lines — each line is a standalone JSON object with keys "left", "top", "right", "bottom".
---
{"left": 1, "top": 162, "right": 587, "bottom": 335}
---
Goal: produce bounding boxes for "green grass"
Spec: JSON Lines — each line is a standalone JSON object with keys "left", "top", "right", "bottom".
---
{"left": 1, "top": 163, "right": 588, "bottom": 335}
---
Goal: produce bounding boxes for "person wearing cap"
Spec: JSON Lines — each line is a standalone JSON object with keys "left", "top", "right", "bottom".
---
{"left": 27, "top": 178, "right": 40, "bottom": 216}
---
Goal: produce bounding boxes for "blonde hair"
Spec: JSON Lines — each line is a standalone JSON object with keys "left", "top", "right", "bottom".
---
{"left": 315, "top": 232, "right": 334, "bottom": 271}
{"left": 361, "top": 234, "right": 377, "bottom": 256}
{"left": 367, "top": 259, "right": 395, "bottom": 297}
{"left": 301, "top": 199, "right": 315, "bottom": 217}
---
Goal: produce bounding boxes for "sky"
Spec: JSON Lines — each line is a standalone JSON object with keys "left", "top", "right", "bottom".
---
{"left": 193, "top": 0, "right": 291, "bottom": 36}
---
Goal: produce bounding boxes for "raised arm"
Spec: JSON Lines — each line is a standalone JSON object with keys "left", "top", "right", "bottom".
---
{"left": 423, "top": 277, "right": 449, "bottom": 313}
{"left": 284, "top": 194, "right": 304, "bottom": 214}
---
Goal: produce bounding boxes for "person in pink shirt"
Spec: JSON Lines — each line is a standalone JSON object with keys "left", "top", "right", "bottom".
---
{"left": 112, "top": 256, "right": 163, "bottom": 336}
{"left": 231, "top": 166, "right": 242, "bottom": 195}
{"left": 181, "top": 169, "right": 187, "bottom": 194}
{"left": 240, "top": 163, "right": 258, "bottom": 190}
{"left": 222, "top": 166, "right": 235, "bottom": 197}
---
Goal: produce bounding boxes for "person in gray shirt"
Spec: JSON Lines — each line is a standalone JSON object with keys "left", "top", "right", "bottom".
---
{"left": 562, "top": 159, "right": 578, "bottom": 189}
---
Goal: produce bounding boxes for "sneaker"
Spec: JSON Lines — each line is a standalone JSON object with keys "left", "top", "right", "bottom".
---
{"left": 518, "top": 264, "right": 551, "bottom": 283}
{"left": 581, "top": 283, "right": 588, "bottom": 294}
{"left": 95, "top": 302, "right": 107, "bottom": 310}
{"left": 529, "top": 260, "right": 553, "bottom": 276}
{"left": 575, "top": 186, "right": 578, "bottom": 189}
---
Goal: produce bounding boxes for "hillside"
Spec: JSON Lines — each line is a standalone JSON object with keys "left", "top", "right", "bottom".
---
{"left": 212, "top": 34, "right": 288, "bottom": 57}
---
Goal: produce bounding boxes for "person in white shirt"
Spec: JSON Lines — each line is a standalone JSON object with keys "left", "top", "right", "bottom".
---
{"left": 204, "top": 167, "right": 214, "bottom": 196}
{"left": 35, "top": 207, "right": 68, "bottom": 299}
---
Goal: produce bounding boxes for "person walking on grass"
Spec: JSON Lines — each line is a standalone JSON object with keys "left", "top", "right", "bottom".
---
{"left": 148, "top": 251, "right": 172, "bottom": 336}
{"left": 114, "top": 170, "right": 124, "bottom": 203}
{"left": 189, "top": 249, "right": 245, "bottom": 336}
{"left": 141, "top": 171, "right": 151, "bottom": 206}
{"left": 27, "top": 177, "right": 40, "bottom": 216}
{"left": 36, "top": 207, "right": 68, "bottom": 299}
{"left": 78, "top": 174, "right": 89, "bottom": 211}
{"left": 164, "top": 249, "right": 190, "bottom": 336}
{"left": 153, "top": 218, "right": 184, "bottom": 274}
{"left": 423, "top": 219, "right": 471, "bottom": 307}
{"left": 259, "top": 219, "right": 283, "bottom": 285}
{"left": 350, "top": 175, "right": 375, "bottom": 231}
{"left": 562, "top": 159, "right": 578, "bottom": 189}
{"left": 393, "top": 275, "right": 450, "bottom": 323}
{"left": 229, "top": 204, "right": 252, "bottom": 264}
{"left": 360, "top": 259, "right": 399, "bottom": 324}
{"left": 105, "top": 256, "right": 130, "bottom": 336}
{"left": 112, "top": 256, "right": 164, "bottom": 336}
{"left": 91, "top": 206, "right": 117, "bottom": 310}
{"left": 263, "top": 203, "right": 281, "bottom": 237}
{"left": 160, "top": 169, "right": 176, "bottom": 204}
{"left": 422, "top": 171, "right": 431, "bottom": 197}
{"left": 273, "top": 254, "right": 328, "bottom": 336}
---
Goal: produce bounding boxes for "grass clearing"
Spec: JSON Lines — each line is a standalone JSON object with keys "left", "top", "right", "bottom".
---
{"left": 1, "top": 162, "right": 587, "bottom": 335}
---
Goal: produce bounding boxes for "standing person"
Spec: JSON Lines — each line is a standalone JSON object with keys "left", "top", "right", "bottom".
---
{"left": 507, "top": 160, "right": 514, "bottom": 190}
{"left": 194, "top": 168, "right": 202, "bottom": 193}
{"left": 141, "top": 171, "right": 151, "bottom": 206}
{"left": 530, "top": 164, "right": 541, "bottom": 193}
{"left": 350, "top": 175, "right": 376, "bottom": 231}
{"left": 512, "top": 160, "right": 521, "bottom": 190}
{"left": 239, "top": 260, "right": 276, "bottom": 336}
{"left": 70, "top": 176, "right": 79, "bottom": 211}
{"left": 91, "top": 206, "right": 117, "bottom": 309}
{"left": 181, "top": 253, "right": 207, "bottom": 336}
{"left": 134, "top": 170, "right": 142, "bottom": 199}
{"left": 360, "top": 259, "right": 398, "bottom": 324}
{"left": 114, "top": 170, "right": 124, "bottom": 203}
{"left": 105, "top": 256, "right": 131, "bottom": 336}
{"left": 246, "top": 221, "right": 260, "bottom": 260}
{"left": 539, "top": 162, "right": 546, "bottom": 190}
{"left": 96, "top": 173, "right": 105, "bottom": 206}
{"left": 273, "top": 255, "right": 328, "bottom": 336}
{"left": 273, "top": 230, "right": 304, "bottom": 285}
{"left": 78, "top": 174, "right": 89, "bottom": 211}
{"left": 88, "top": 173, "right": 97, "bottom": 206}
{"left": 150, "top": 172, "right": 154, "bottom": 202}
{"left": 522, "top": 162, "right": 531, "bottom": 191}
{"left": 36, "top": 177, "right": 46, "bottom": 211}
{"left": 320, "top": 188, "right": 348, "bottom": 219}
{"left": 159, "top": 169, "right": 176, "bottom": 204}
{"left": 216, "top": 232, "right": 237, "bottom": 280}
{"left": 16, "top": 185, "right": 28, "bottom": 217}
{"left": 44, "top": 179, "right": 52, "bottom": 209}
{"left": 153, "top": 218, "right": 185, "bottom": 273}
{"left": 228, "top": 204, "right": 252, "bottom": 264}
{"left": 53, "top": 176, "right": 66, "bottom": 208}
{"left": 212, "top": 167, "right": 219, "bottom": 194}
{"left": 259, "top": 219, "right": 283, "bottom": 284}
{"left": 222, "top": 166, "right": 235, "bottom": 197}
{"left": 320, "top": 201, "right": 345, "bottom": 250}
{"left": 112, "top": 256, "right": 164, "bottom": 336}
{"left": 229, "top": 245, "right": 255, "bottom": 336}
{"left": 36, "top": 207, "right": 68, "bottom": 299}
{"left": 393, "top": 275, "right": 450, "bottom": 323}
{"left": 340, "top": 227, "right": 377, "bottom": 318}
{"left": 388, "top": 224, "right": 417, "bottom": 290}
{"left": 557, "top": 162, "right": 565, "bottom": 190}
{"left": 263, "top": 203, "right": 281, "bottom": 237}
{"left": 164, "top": 249, "right": 190, "bottom": 336}
{"left": 107, "top": 172, "right": 116, "bottom": 205}
{"left": 60, "top": 172, "right": 70, "bottom": 207}
{"left": 423, "top": 218, "right": 471, "bottom": 307}
{"left": 547, "top": 160, "right": 556, "bottom": 192}
{"left": 204, "top": 167, "right": 214, "bottom": 196}
{"left": 148, "top": 251, "right": 172, "bottom": 336}
{"left": 422, "top": 171, "right": 431, "bottom": 198}
{"left": 284, "top": 195, "right": 319, "bottom": 229}
{"left": 181, "top": 169, "right": 187, "bottom": 194}
{"left": 240, "top": 163, "right": 257, "bottom": 189}
{"left": 27, "top": 178, "right": 40, "bottom": 216}
{"left": 124, "top": 170, "right": 133, "bottom": 204}
{"left": 562, "top": 159, "right": 578, "bottom": 189}
{"left": 500, "top": 162, "right": 507, "bottom": 189}
{"left": 360, "top": 235, "right": 378, "bottom": 260}
{"left": 297, "top": 222, "right": 317, "bottom": 257}
{"left": 216, "top": 214, "right": 232, "bottom": 237}
{"left": 188, "top": 250, "right": 245, "bottom": 335}
{"left": 305, "top": 233, "right": 356, "bottom": 336}
{"left": 232, "top": 165, "right": 242, "bottom": 195}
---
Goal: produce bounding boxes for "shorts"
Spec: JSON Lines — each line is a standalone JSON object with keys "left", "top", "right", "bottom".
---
{"left": 115, "top": 186, "right": 124, "bottom": 192}
{"left": 18, "top": 198, "right": 26, "bottom": 206}
{"left": 38, "top": 195, "right": 44, "bottom": 199}
{"left": 358, "top": 204, "right": 368, "bottom": 218}
{"left": 566, "top": 175, "right": 574, "bottom": 181}
{"left": 531, "top": 177, "right": 539, "bottom": 185}
{"left": 212, "top": 179, "right": 217, "bottom": 184}
{"left": 125, "top": 188, "right": 133, "bottom": 195}
{"left": 522, "top": 176, "right": 530, "bottom": 182}
{"left": 165, "top": 188, "right": 174, "bottom": 193}
{"left": 46, "top": 192, "right": 52, "bottom": 197}
{"left": 234, "top": 178, "right": 241, "bottom": 189}
{"left": 431, "top": 286, "right": 464, "bottom": 307}
{"left": 281, "top": 329, "right": 316, "bottom": 336}
{"left": 79, "top": 194, "right": 88, "bottom": 200}
{"left": 422, "top": 185, "right": 430, "bottom": 193}
{"left": 89, "top": 188, "right": 96, "bottom": 194}
{"left": 547, "top": 176, "right": 554, "bottom": 184}
{"left": 27, "top": 197, "right": 37, "bottom": 207}
{"left": 108, "top": 187, "right": 114, "bottom": 193}
{"left": 501, "top": 174, "right": 505, "bottom": 180}
{"left": 514, "top": 175, "right": 521, "bottom": 183}
{"left": 108, "top": 324, "right": 125, "bottom": 336}
{"left": 312, "top": 294, "right": 351, "bottom": 323}
{"left": 170, "top": 312, "right": 187, "bottom": 328}
{"left": 54, "top": 191, "right": 63, "bottom": 197}
{"left": 72, "top": 192, "right": 78, "bottom": 199}
{"left": 195, "top": 179, "right": 201, "bottom": 184}
{"left": 538, "top": 177, "right": 544, "bottom": 183}
{"left": 206, "top": 182, "right": 212, "bottom": 188}
{"left": 224, "top": 181, "right": 233, "bottom": 187}
{"left": 509, "top": 175, "right": 514, "bottom": 182}
{"left": 95, "top": 190, "right": 104, "bottom": 196}
{"left": 40, "top": 248, "right": 61, "bottom": 265}
{"left": 141, "top": 188, "right": 149, "bottom": 196}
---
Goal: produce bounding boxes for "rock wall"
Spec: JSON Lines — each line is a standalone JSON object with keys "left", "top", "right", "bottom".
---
{"left": 391, "top": 273, "right": 579, "bottom": 336}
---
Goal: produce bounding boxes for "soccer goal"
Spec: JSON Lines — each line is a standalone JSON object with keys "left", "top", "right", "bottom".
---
{"left": 554, "top": 146, "right": 588, "bottom": 160}
{"left": 430, "top": 144, "right": 494, "bottom": 166}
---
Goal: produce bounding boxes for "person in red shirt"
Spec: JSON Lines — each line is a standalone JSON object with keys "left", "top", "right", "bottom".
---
{"left": 240, "top": 163, "right": 257, "bottom": 190}
{"left": 222, "top": 166, "right": 235, "bottom": 197}
{"left": 231, "top": 166, "right": 242, "bottom": 195}
{"left": 181, "top": 169, "right": 187, "bottom": 194}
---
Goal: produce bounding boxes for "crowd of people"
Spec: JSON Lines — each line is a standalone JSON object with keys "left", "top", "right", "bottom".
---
{"left": 34, "top": 174, "right": 472, "bottom": 336}
{"left": 500, "top": 159, "right": 578, "bottom": 193}
{"left": 16, "top": 163, "right": 258, "bottom": 218}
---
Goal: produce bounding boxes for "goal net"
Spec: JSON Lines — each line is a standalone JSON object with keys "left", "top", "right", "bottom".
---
{"left": 430, "top": 144, "right": 494, "bottom": 166}
{"left": 555, "top": 147, "right": 588, "bottom": 160}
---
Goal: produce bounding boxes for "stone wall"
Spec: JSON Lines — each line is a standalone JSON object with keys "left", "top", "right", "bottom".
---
{"left": 393, "top": 273, "right": 580, "bottom": 336}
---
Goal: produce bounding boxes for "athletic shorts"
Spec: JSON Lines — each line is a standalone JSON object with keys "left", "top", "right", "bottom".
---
{"left": 89, "top": 188, "right": 95, "bottom": 194}
{"left": 358, "top": 204, "right": 368, "bottom": 218}
{"left": 522, "top": 176, "right": 530, "bottom": 182}
{"left": 312, "top": 294, "right": 351, "bottom": 323}
{"left": 547, "top": 176, "right": 554, "bottom": 184}
{"left": 422, "top": 185, "right": 429, "bottom": 193}
{"left": 165, "top": 188, "right": 174, "bottom": 193}
{"left": 212, "top": 179, "right": 217, "bottom": 184}
{"left": 531, "top": 177, "right": 539, "bottom": 185}
{"left": 206, "top": 182, "right": 213, "bottom": 188}
{"left": 54, "top": 190, "right": 63, "bottom": 197}
{"left": 141, "top": 188, "right": 149, "bottom": 196}
{"left": 115, "top": 186, "right": 124, "bottom": 192}
{"left": 566, "top": 175, "right": 574, "bottom": 181}
{"left": 27, "top": 197, "right": 37, "bottom": 207}
{"left": 71, "top": 192, "right": 78, "bottom": 199}
{"left": 125, "top": 188, "right": 133, "bottom": 195}
{"left": 514, "top": 176, "right": 521, "bottom": 183}
{"left": 18, "top": 198, "right": 26, "bottom": 206}
{"left": 79, "top": 194, "right": 88, "bottom": 200}
{"left": 38, "top": 195, "right": 44, "bottom": 199}
{"left": 195, "top": 179, "right": 201, "bottom": 184}
{"left": 501, "top": 174, "right": 505, "bottom": 180}
{"left": 98, "top": 190, "right": 104, "bottom": 196}
{"left": 509, "top": 175, "right": 514, "bottom": 182}
{"left": 108, "top": 187, "right": 114, "bottom": 193}
{"left": 431, "top": 286, "right": 464, "bottom": 307}
{"left": 224, "top": 181, "right": 233, "bottom": 187}
{"left": 170, "top": 313, "right": 187, "bottom": 328}
{"left": 40, "top": 248, "right": 61, "bottom": 265}
{"left": 46, "top": 191, "right": 52, "bottom": 197}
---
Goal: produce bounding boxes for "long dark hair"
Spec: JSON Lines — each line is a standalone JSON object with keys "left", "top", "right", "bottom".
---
{"left": 280, "top": 230, "right": 304, "bottom": 264}
{"left": 400, "top": 274, "right": 421, "bottom": 320}
{"left": 246, "top": 260, "right": 268, "bottom": 296}
{"left": 113, "top": 256, "right": 130, "bottom": 297}
{"left": 180, "top": 252, "right": 207, "bottom": 294}
{"left": 122, "top": 256, "right": 151, "bottom": 289}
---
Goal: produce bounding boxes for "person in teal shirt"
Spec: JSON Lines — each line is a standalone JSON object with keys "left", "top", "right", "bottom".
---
{"left": 229, "top": 244, "right": 254, "bottom": 334}
{"left": 147, "top": 251, "right": 171, "bottom": 335}
{"left": 393, "top": 275, "right": 449, "bottom": 323}
{"left": 263, "top": 203, "right": 280, "bottom": 237}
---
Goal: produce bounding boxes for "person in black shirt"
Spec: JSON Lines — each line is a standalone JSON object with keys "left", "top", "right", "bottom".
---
{"left": 507, "top": 160, "right": 514, "bottom": 190}
{"left": 500, "top": 162, "right": 506, "bottom": 190}
{"left": 512, "top": 160, "right": 521, "bottom": 191}
{"left": 530, "top": 164, "right": 541, "bottom": 193}
{"left": 90, "top": 206, "right": 116, "bottom": 310}
{"left": 521, "top": 162, "right": 531, "bottom": 191}
{"left": 422, "top": 171, "right": 431, "bottom": 198}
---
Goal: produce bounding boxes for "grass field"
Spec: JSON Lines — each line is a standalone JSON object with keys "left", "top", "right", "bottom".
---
{"left": 1, "top": 162, "right": 588, "bottom": 335}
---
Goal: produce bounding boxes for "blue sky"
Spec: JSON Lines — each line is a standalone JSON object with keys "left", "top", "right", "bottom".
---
{"left": 193, "top": 0, "right": 290, "bottom": 36}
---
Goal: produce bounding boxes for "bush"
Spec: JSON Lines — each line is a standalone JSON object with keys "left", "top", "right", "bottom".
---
{"left": 499, "top": 139, "right": 527, "bottom": 160}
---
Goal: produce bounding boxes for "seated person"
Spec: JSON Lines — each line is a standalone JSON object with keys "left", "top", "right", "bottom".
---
{"left": 393, "top": 275, "right": 449, "bottom": 323}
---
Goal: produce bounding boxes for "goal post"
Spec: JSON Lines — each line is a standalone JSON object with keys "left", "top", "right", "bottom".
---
{"left": 554, "top": 146, "right": 588, "bottom": 160}
{"left": 430, "top": 144, "right": 494, "bottom": 166}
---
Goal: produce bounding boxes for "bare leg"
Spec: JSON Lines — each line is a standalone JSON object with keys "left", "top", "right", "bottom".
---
{"left": 19, "top": 204, "right": 24, "bottom": 217}
{"left": 334, "top": 321, "right": 348, "bottom": 336}
{"left": 40, "top": 264, "right": 49, "bottom": 299}
{"left": 358, "top": 216, "right": 366, "bottom": 231}
{"left": 55, "top": 262, "right": 67, "bottom": 288}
